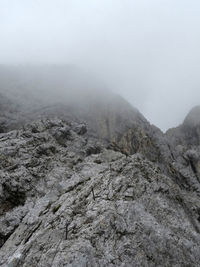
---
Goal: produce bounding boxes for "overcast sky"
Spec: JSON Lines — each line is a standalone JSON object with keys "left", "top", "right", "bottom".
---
{"left": 1, "top": 0, "right": 200, "bottom": 131}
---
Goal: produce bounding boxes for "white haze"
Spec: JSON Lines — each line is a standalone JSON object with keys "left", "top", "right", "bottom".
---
{"left": 1, "top": 0, "right": 200, "bottom": 131}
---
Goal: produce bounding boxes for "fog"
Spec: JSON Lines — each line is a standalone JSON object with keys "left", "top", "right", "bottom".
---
{"left": 1, "top": 0, "right": 200, "bottom": 131}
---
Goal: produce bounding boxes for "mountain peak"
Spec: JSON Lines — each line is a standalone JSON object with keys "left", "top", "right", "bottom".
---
{"left": 183, "top": 106, "right": 200, "bottom": 127}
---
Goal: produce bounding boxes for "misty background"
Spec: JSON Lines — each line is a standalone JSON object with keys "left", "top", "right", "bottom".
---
{"left": 1, "top": 0, "right": 200, "bottom": 131}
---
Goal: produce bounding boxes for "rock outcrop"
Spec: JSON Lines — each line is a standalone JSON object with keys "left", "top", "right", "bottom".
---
{"left": 0, "top": 66, "right": 200, "bottom": 266}
{"left": 0, "top": 65, "right": 172, "bottom": 164}
{"left": 0, "top": 116, "right": 199, "bottom": 266}
{"left": 166, "top": 106, "right": 200, "bottom": 189}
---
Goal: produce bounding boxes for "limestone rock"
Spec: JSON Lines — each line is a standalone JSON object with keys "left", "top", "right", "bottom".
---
{"left": 0, "top": 66, "right": 200, "bottom": 266}
{"left": 0, "top": 118, "right": 199, "bottom": 266}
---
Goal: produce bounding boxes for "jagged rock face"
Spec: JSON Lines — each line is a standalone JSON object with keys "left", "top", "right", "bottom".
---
{"left": 0, "top": 65, "right": 173, "bottom": 165}
{"left": 167, "top": 106, "right": 200, "bottom": 147}
{"left": 0, "top": 66, "right": 200, "bottom": 266}
{"left": 0, "top": 118, "right": 200, "bottom": 266}
{"left": 166, "top": 106, "right": 200, "bottom": 184}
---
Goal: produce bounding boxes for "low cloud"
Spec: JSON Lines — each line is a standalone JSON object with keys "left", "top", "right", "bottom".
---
{"left": 1, "top": 0, "right": 200, "bottom": 131}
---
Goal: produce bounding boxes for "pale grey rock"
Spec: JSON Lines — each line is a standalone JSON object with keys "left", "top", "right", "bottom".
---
{"left": 0, "top": 66, "right": 200, "bottom": 266}
{"left": 0, "top": 118, "right": 199, "bottom": 266}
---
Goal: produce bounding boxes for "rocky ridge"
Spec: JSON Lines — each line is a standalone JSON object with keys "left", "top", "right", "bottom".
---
{"left": 0, "top": 66, "right": 200, "bottom": 266}
{"left": 0, "top": 115, "right": 200, "bottom": 266}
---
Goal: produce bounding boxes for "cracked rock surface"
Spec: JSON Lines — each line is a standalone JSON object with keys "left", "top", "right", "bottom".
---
{"left": 0, "top": 118, "right": 200, "bottom": 266}
{"left": 0, "top": 66, "right": 200, "bottom": 266}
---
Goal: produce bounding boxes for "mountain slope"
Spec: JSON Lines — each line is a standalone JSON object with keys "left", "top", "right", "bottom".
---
{"left": 0, "top": 65, "right": 172, "bottom": 163}
{"left": 0, "top": 66, "right": 200, "bottom": 266}
{"left": 0, "top": 118, "right": 200, "bottom": 267}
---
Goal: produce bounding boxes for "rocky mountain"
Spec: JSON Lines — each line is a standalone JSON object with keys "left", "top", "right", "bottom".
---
{"left": 0, "top": 66, "right": 200, "bottom": 266}
{"left": 0, "top": 66, "right": 172, "bottom": 162}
